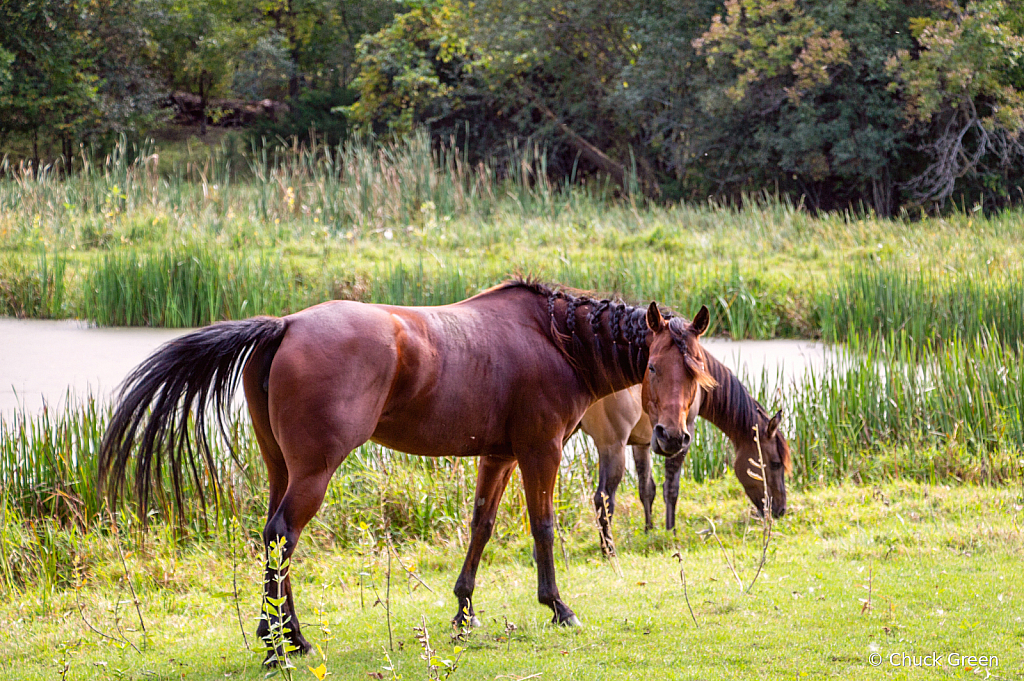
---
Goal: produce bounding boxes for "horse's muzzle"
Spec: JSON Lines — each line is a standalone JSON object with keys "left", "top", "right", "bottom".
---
{"left": 652, "top": 424, "right": 690, "bottom": 457}
{"left": 754, "top": 499, "right": 786, "bottom": 518}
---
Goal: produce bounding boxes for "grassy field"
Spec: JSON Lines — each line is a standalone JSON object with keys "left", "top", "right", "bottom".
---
{"left": 0, "top": 481, "right": 1019, "bottom": 680}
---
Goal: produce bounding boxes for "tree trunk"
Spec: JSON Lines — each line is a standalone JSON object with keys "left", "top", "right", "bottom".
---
{"left": 199, "top": 74, "right": 208, "bottom": 137}
{"left": 872, "top": 166, "right": 892, "bottom": 218}
{"left": 523, "top": 86, "right": 659, "bottom": 198}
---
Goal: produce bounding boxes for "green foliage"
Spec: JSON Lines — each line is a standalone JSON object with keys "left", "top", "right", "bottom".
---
{"left": 0, "top": 1, "right": 98, "bottom": 153}
{"left": 346, "top": 0, "right": 474, "bottom": 136}
{"left": 341, "top": 0, "right": 1024, "bottom": 212}
{"left": 0, "top": 0, "right": 163, "bottom": 164}
{"left": 888, "top": 2, "right": 1024, "bottom": 128}
{"left": 144, "top": 0, "right": 243, "bottom": 122}
{"left": 693, "top": 0, "right": 850, "bottom": 104}
{"left": 886, "top": 1, "right": 1024, "bottom": 204}
{"left": 250, "top": 86, "right": 356, "bottom": 146}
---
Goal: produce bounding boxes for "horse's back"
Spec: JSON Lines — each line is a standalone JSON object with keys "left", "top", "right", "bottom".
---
{"left": 263, "top": 296, "right": 584, "bottom": 459}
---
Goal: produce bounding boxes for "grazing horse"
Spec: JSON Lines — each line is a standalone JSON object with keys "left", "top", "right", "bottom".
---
{"left": 581, "top": 349, "right": 791, "bottom": 551}
{"left": 99, "top": 280, "right": 714, "bottom": 657}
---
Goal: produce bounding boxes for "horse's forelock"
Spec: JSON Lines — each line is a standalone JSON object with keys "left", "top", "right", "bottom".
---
{"left": 667, "top": 317, "right": 717, "bottom": 389}
{"left": 685, "top": 354, "right": 719, "bottom": 390}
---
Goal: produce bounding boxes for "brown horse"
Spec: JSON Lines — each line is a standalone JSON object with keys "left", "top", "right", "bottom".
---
{"left": 582, "top": 349, "right": 791, "bottom": 551}
{"left": 579, "top": 381, "right": 701, "bottom": 553}
{"left": 99, "top": 280, "right": 714, "bottom": 657}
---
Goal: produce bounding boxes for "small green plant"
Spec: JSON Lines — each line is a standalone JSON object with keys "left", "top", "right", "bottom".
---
{"left": 305, "top": 582, "right": 335, "bottom": 680}
{"left": 54, "top": 639, "right": 80, "bottom": 681}
{"left": 413, "top": 615, "right": 465, "bottom": 681}
{"left": 258, "top": 536, "right": 299, "bottom": 677}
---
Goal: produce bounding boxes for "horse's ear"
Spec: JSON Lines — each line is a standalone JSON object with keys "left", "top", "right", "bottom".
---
{"left": 766, "top": 409, "right": 783, "bottom": 439}
{"left": 646, "top": 302, "right": 665, "bottom": 332}
{"left": 691, "top": 305, "right": 710, "bottom": 337}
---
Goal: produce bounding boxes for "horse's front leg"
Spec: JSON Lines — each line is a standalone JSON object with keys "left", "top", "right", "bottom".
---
{"left": 631, "top": 444, "right": 656, "bottom": 532}
{"left": 520, "top": 441, "right": 579, "bottom": 626}
{"left": 594, "top": 442, "right": 626, "bottom": 556}
{"left": 663, "top": 451, "right": 686, "bottom": 532}
{"left": 452, "top": 454, "right": 517, "bottom": 627}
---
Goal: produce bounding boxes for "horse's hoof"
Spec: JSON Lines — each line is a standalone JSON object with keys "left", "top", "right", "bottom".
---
{"left": 552, "top": 613, "right": 582, "bottom": 627}
{"left": 452, "top": 613, "right": 481, "bottom": 628}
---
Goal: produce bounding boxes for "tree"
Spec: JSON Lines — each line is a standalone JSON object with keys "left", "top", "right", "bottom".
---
{"left": 0, "top": 0, "right": 97, "bottom": 169}
{"left": 145, "top": 0, "right": 252, "bottom": 135}
{"left": 84, "top": 0, "right": 165, "bottom": 144}
{"left": 346, "top": 0, "right": 473, "bottom": 136}
{"left": 887, "top": 0, "right": 1024, "bottom": 207}
{"left": 247, "top": 0, "right": 396, "bottom": 144}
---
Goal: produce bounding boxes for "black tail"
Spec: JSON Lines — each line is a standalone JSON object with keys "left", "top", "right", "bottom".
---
{"left": 99, "top": 316, "right": 287, "bottom": 520}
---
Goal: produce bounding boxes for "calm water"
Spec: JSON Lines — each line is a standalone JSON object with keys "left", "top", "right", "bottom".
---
{"left": 1, "top": 318, "right": 186, "bottom": 416}
{"left": 0, "top": 317, "right": 827, "bottom": 417}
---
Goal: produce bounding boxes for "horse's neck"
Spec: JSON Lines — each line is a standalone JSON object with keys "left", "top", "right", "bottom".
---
{"left": 699, "top": 353, "right": 761, "bottom": 446}
{"left": 559, "top": 301, "right": 647, "bottom": 398}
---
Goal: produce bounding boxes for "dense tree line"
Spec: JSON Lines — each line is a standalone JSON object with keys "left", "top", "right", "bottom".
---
{"left": 2, "top": 0, "right": 1023, "bottom": 212}
{"left": 0, "top": 0, "right": 394, "bottom": 163}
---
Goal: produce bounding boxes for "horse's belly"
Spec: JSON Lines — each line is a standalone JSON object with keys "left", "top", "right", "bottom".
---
{"left": 369, "top": 415, "right": 496, "bottom": 458}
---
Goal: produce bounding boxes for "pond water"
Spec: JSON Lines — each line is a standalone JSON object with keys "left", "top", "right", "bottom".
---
{"left": 0, "top": 317, "right": 827, "bottom": 417}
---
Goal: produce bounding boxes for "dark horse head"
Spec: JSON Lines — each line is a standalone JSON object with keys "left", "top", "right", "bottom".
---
{"left": 734, "top": 408, "right": 790, "bottom": 518}
{"left": 642, "top": 303, "right": 716, "bottom": 458}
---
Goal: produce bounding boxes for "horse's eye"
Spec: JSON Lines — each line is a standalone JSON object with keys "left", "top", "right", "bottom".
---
{"left": 647, "top": 364, "right": 656, "bottom": 375}
{"left": 770, "top": 461, "right": 783, "bottom": 471}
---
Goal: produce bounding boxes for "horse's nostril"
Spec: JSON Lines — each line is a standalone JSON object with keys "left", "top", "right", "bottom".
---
{"left": 681, "top": 432, "right": 691, "bottom": 447}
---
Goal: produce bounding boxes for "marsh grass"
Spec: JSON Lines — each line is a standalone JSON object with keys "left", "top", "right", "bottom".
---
{"left": 2, "top": 133, "right": 1023, "bottom": 340}
{"left": 820, "top": 266, "right": 1024, "bottom": 345}
{"left": 0, "top": 251, "right": 66, "bottom": 318}
{"left": 790, "top": 331, "right": 1024, "bottom": 484}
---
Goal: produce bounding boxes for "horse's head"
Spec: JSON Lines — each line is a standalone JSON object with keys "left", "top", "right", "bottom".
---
{"left": 642, "top": 303, "right": 715, "bottom": 458}
{"left": 734, "top": 409, "right": 790, "bottom": 518}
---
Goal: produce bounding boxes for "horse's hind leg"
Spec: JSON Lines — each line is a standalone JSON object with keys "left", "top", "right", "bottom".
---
{"left": 632, "top": 444, "right": 656, "bottom": 532}
{"left": 243, "top": 366, "right": 289, "bottom": 522}
{"left": 257, "top": 414, "right": 381, "bottom": 662}
{"left": 593, "top": 442, "right": 626, "bottom": 556}
{"left": 258, "top": 469, "right": 332, "bottom": 660}
{"left": 453, "top": 454, "right": 517, "bottom": 626}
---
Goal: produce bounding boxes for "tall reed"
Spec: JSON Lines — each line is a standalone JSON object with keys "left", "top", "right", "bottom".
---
{"left": 820, "top": 266, "right": 1024, "bottom": 346}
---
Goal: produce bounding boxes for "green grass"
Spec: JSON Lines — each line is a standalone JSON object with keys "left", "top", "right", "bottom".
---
{"left": 1, "top": 134, "right": 1022, "bottom": 340}
{"left": 0, "top": 481, "right": 1019, "bottom": 680}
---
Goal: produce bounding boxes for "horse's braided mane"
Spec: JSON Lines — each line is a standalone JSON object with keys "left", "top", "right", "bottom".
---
{"left": 491, "top": 277, "right": 697, "bottom": 358}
